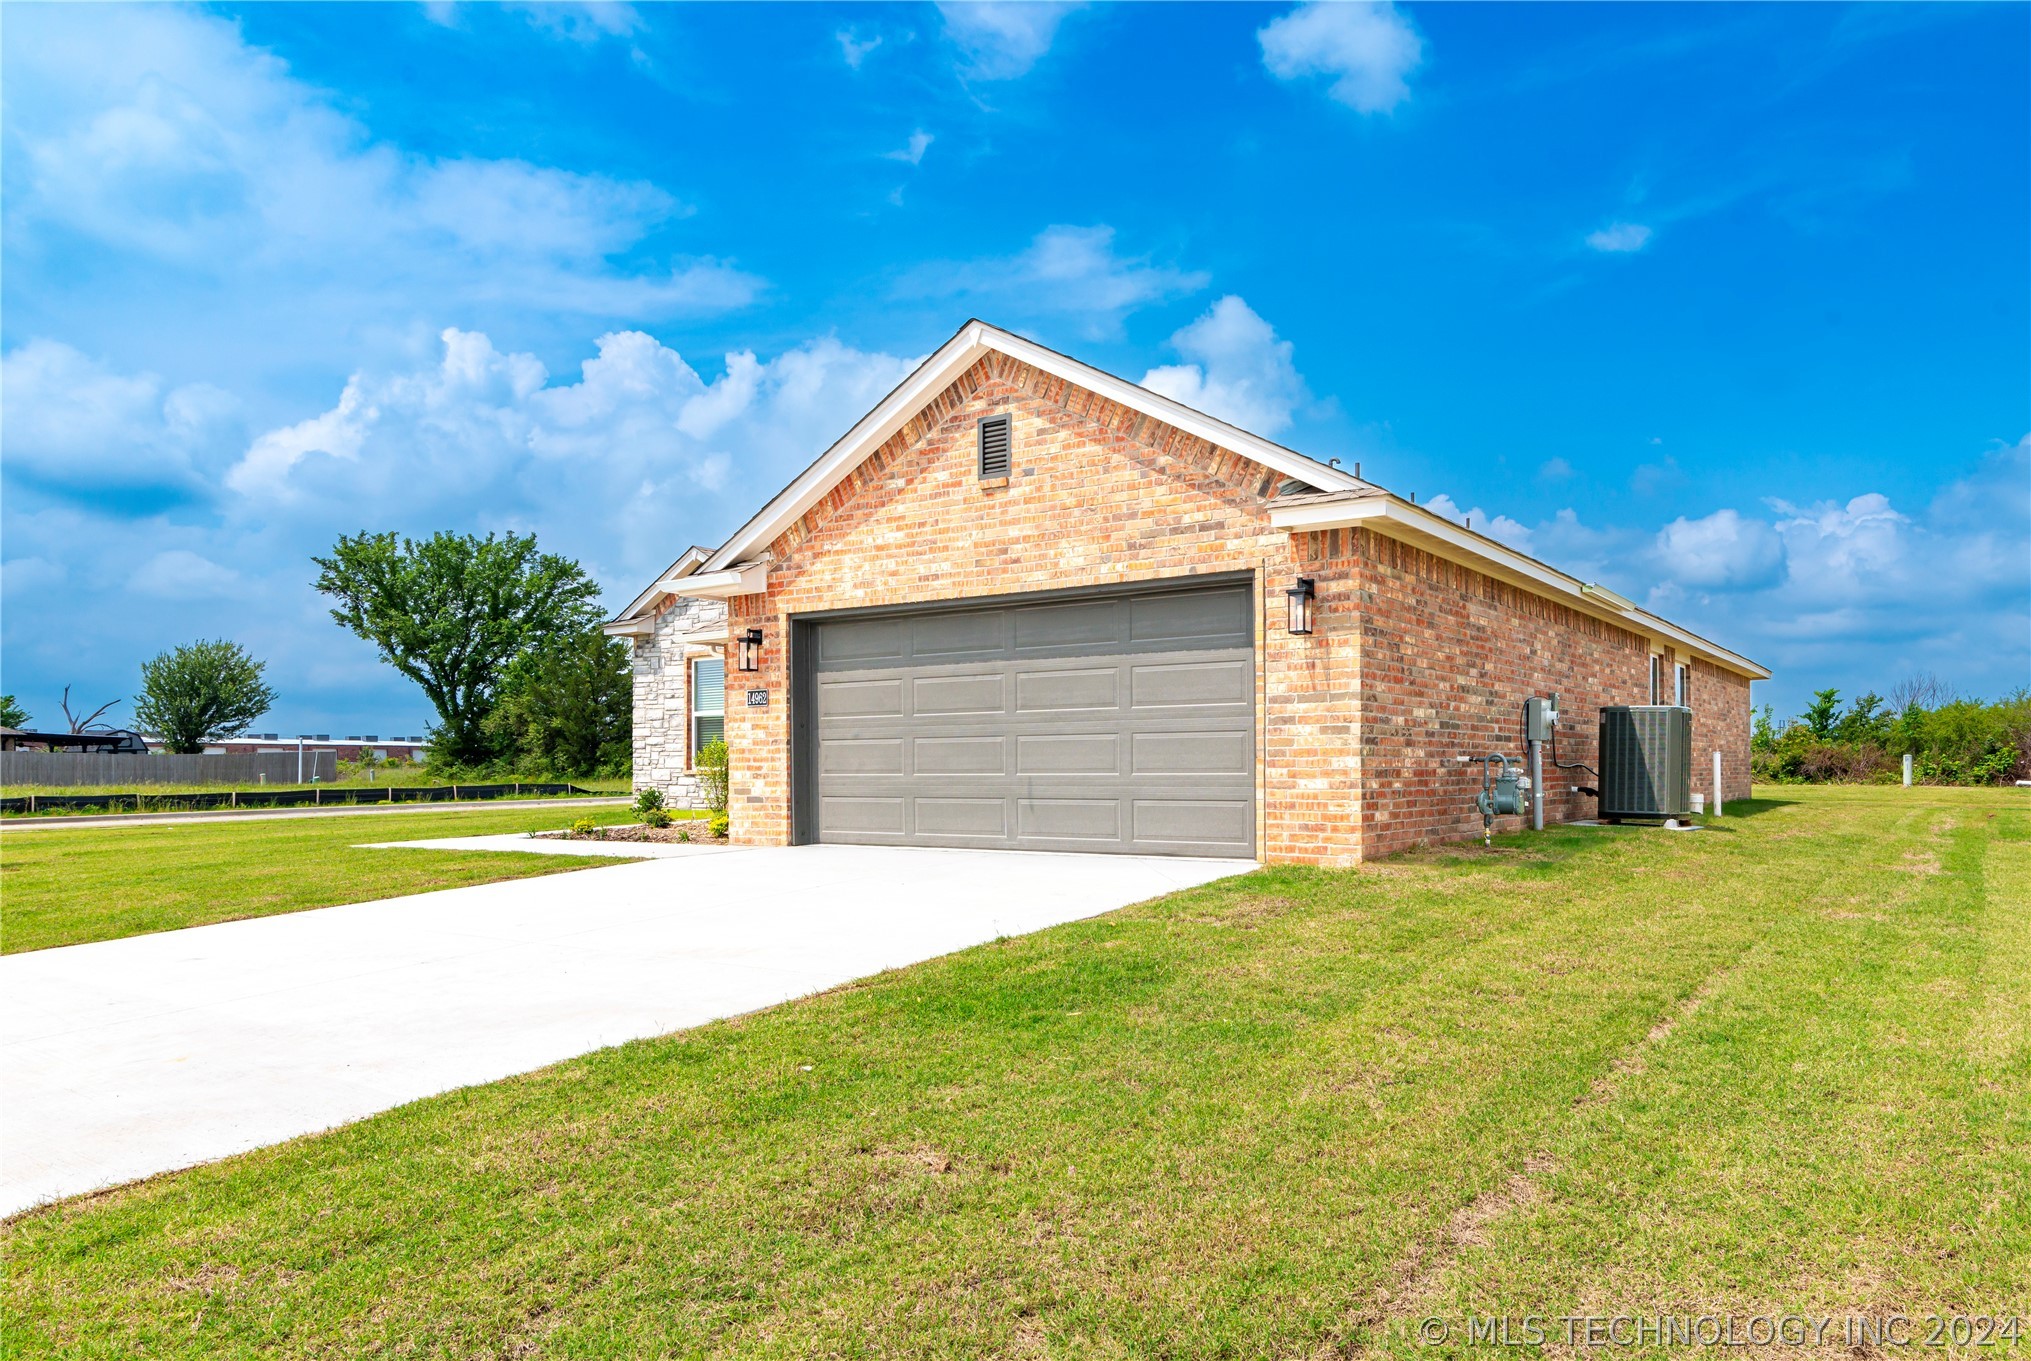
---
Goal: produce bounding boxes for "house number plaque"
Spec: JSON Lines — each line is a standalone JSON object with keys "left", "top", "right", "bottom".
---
{"left": 745, "top": 690, "right": 769, "bottom": 707}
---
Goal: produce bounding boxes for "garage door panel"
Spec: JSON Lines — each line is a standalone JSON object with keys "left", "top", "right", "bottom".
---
{"left": 914, "top": 735, "right": 1006, "bottom": 775}
{"left": 1018, "top": 798, "right": 1122, "bottom": 841}
{"left": 1130, "top": 729, "right": 1252, "bottom": 776}
{"left": 1015, "top": 732, "right": 1120, "bottom": 776}
{"left": 1132, "top": 799, "right": 1252, "bottom": 847}
{"left": 1130, "top": 658, "right": 1252, "bottom": 708}
{"left": 1131, "top": 588, "right": 1252, "bottom": 645}
{"left": 819, "top": 618, "right": 908, "bottom": 667}
{"left": 912, "top": 673, "right": 1005, "bottom": 716}
{"left": 1014, "top": 667, "right": 1119, "bottom": 713}
{"left": 910, "top": 610, "right": 1004, "bottom": 660}
{"left": 810, "top": 582, "right": 1256, "bottom": 856}
{"left": 822, "top": 797, "right": 906, "bottom": 836}
{"left": 821, "top": 738, "right": 906, "bottom": 776}
{"left": 820, "top": 677, "right": 905, "bottom": 718}
{"left": 915, "top": 798, "right": 1008, "bottom": 837}
{"left": 1013, "top": 599, "right": 1121, "bottom": 652}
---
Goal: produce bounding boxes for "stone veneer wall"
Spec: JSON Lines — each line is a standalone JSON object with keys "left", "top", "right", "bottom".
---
{"left": 628, "top": 593, "right": 726, "bottom": 810}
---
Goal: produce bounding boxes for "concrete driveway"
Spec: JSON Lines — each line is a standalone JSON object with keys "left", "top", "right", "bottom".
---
{"left": 0, "top": 844, "right": 1250, "bottom": 1216}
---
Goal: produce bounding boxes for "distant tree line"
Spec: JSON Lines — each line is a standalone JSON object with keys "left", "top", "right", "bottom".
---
{"left": 1752, "top": 673, "right": 2030, "bottom": 785}
{"left": 314, "top": 530, "right": 629, "bottom": 779}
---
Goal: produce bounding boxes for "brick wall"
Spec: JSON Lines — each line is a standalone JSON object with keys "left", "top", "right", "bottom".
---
{"left": 724, "top": 350, "right": 1366, "bottom": 865}
{"left": 704, "top": 350, "right": 1755, "bottom": 863}
{"left": 1348, "top": 532, "right": 1755, "bottom": 855}
{"left": 1691, "top": 657, "right": 1754, "bottom": 805}
{"left": 1348, "top": 530, "right": 1652, "bottom": 856}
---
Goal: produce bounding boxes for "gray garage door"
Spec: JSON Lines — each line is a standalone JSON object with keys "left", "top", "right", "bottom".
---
{"left": 805, "top": 581, "right": 1256, "bottom": 857}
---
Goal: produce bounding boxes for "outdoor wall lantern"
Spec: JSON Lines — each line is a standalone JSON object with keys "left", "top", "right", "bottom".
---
{"left": 737, "top": 627, "right": 764, "bottom": 672}
{"left": 1286, "top": 577, "right": 1316, "bottom": 635}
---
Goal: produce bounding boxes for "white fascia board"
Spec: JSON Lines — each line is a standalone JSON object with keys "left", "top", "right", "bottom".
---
{"left": 665, "top": 561, "right": 769, "bottom": 599}
{"left": 1269, "top": 496, "right": 1769, "bottom": 679}
{"left": 704, "top": 321, "right": 1368, "bottom": 572}
{"left": 602, "top": 619, "right": 655, "bottom": 638}
{"left": 609, "top": 545, "right": 710, "bottom": 626}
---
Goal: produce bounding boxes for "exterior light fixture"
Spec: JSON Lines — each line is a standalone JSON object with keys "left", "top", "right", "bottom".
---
{"left": 1286, "top": 577, "right": 1315, "bottom": 635}
{"left": 737, "top": 627, "right": 763, "bottom": 673}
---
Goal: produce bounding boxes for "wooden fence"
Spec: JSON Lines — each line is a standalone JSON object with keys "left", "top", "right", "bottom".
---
{"left": 0, "top": 750, "right": 339, "bottom": 787}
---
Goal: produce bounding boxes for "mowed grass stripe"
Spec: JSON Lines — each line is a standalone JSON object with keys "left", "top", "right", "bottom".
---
{"left": 1401, "top": 799, "right": 2030, "bottom": 1353}
{"left": 3, "top": 789, "right": 2025, "bottom": 1359}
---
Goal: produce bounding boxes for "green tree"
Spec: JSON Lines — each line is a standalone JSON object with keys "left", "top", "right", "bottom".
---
{"left": 1751, "top": 704, "right": 1779, "bottom": 753}
{"left": 1800, "top": 688, "right": 1842, "bottom": 739}
{"left": 133, "top": 640, "right": 278, "bottom": 754}
{"left": 484, "top": 628, "right": 633, "bottom": 777}
{"left": 0, "top": 695, "right": 27, "bottom": 729}
{"left": 312, "top": 531, "right": 603, "bottom": 767}
{"left": 1835, "top": 692, "right": 1891, "bottom": 746}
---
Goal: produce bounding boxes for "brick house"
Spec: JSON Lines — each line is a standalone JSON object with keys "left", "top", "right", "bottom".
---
{"left": 606, "top": 320, "right": 1765, "bottom": 865}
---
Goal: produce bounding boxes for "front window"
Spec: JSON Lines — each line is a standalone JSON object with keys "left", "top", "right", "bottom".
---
{"left": 1675, "top": 663, "right": 1691, "bottom": 707}
{"left": 1649, "top": 654, "right": 1662, "bottom": 704}
{"left": 692, "top": 656, "right": 725, "bottom": 757}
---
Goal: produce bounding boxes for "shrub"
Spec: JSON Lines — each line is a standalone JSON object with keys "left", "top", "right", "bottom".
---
{"left": 1755, "top": 683, "right": 2031, "bottom": 786}
{"left": 696, "top": 739, "right": 729, "bottom": 813}
{"left": 633, "top": 788, "right": 666, "bottom": 815}
{"left": 709, "top": 810, "right": 730, "bottom": 839}
{"left": 570, "top": 816, "right": 597, "bottom": 838}
{"left": 641, "top": 807, "right": 672, "bottom": 829}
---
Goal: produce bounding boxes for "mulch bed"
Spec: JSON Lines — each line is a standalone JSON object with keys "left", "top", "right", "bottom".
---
{"left": 538, "top": 822, "right": 729, "bottom": 845}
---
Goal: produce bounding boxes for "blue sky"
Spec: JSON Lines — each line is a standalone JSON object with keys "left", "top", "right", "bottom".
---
{"left": 3, "top": 1, "right": 2025, "bottom": 735}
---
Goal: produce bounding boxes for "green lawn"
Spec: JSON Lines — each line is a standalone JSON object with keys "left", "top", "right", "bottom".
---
{"left": 2, "top": 771, "right": 633, "bottom": 801}
{"left": 4, "top": 786, "right": 2026, "bottom": 1357}
{"left": 0, "top": 805, "right": 670, "bottom": 954}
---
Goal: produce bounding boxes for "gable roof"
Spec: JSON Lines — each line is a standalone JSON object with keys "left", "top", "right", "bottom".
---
{"left": 701, "top": 319, "right": 1376, "bottom": 572}
{"left": 625, "top": 319, "right": 1764, "bottom": 680}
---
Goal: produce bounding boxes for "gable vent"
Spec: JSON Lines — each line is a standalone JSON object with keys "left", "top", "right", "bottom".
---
{"left": 977, "top": 414, "right": 1012, "bottom": 478}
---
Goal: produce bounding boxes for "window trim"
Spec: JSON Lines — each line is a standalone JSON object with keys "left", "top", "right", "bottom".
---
{"left": 691, "top": 655, "right": 725, "bottom": 762}
{"left": 1674, "top": 662, "right": 1691, "bottom": 708}
{"left": 1649, "top": 653, "right": 1662, "bottom": 704}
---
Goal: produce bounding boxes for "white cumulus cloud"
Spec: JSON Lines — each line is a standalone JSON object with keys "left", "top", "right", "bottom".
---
{"left": 895, "top": 225, "right": 1208, "bottom": 337}
{"left": 885, "top": 130, "right": 935, "bottom": 166}
{"left": 1141, "top": 296, "right": 1310, "bottom": 437}
{"left": 837, "top": 28, "right": 883, "bottom": 69}
{"left": 0, "top": 4, "right": 758, "bottom": 400}
{"left": 1422, "top": 494, "right": 1535, "bottom": 550}
{"left": 1258, "top": 2, "right": 1423, "bottom": 114}
{"left": 222, "top": 327, "right": 921, "bottom": 579}
{"left": 0, "top": 340, "right": 239, "bottom": 496}
{"left": 127, "top": 549, "right": 244, "bottom": 600}
{"left": 1586, "top": 222, "right": 1654, "bottom": 253}
{"left": 938, "top": 2, "right": 1080, "bottom": 79}
{"left": 1654, "top": 507, "right": 1787, "bottom": 589}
